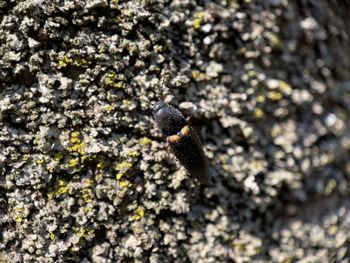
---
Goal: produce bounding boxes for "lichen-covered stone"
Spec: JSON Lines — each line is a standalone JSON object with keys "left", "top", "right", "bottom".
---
{"left": 1, "top": 0, "right": 350, "bottom": 262}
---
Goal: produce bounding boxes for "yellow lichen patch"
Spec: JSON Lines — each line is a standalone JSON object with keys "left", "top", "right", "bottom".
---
{"left": 72, "top": 226, "right": 95, "bottom": 238}
{"left": 191, "top": 70, "right": 200, "bottom": 79}
{"left": 247, "top": 70, "right": 257, "bottom": 78}
{"left": 278, "top": 80, "right": 292, "bottom": 95}
{"left": 49, "top": 231, "right": 55, "bottom": 241}
{"left": 48, "top": 193, "right": 54, "bottom": 200}
{"left": 267, "top": 91, "right": 283, "bottom": 101}
{"left": 232, "top": 241, "right": 245, "bottom": 251}
{"left": 88, "top": 154, "right": 97, "bottom": 161}
{"left": 66, "top": 132, "right": 85, "bottom": 156}
{"left": 85, "top": 206, "right": 93, "bottom": 213}
{"left": 83, "top": 178, "right": 94, "bottom": 187}
{"left": 116, "top": 173, "right": 124, "bottom": 180}
{"left": 105, "top": 71, "right": 124, "bottom": 89}
{"left": 257, "top": 95, "right": 265, "bottom": 103}
{"left": 22, "top": 154, "right": 30, "bottom": 161}
{"left": 325, "top": 179, "right": 337, "bottom": 196}
{"left": 254, "top": 108, "right": 263, "bottom": 119}
{"left": 95, "top": 172, "right": 104, "bottom": 182}
{"left": 68, "top": 158, "right": 79, "bottom": 168}
{"left": 127, "top": 150, "right": 139, "bottom": 157}
{"left": 68, "top": 143, "right": 85, "bottom": 155}
{"left": 269, "top": 33, "right": 283, "bottom": 48}
{"left": 131, "top": 207, "right": 145, "bottom": 221}
{"left": 58, "top": 56, "right": 73, "bottom": 69}
{"left": 238, "top": 47, "right": 248, "bottom": 55}
{"left": 328, "top": 225, "right": 338, "bottom": 235}
{"left": 69, "top": 246, "right": 80, "bottom": 253}
{"left": 191, "top": 70, "right": 210, "bottom": 81}
{"left": 193, "top": 11, "right": 205, "bottom": 29}
{"left": 54, "top": 152, "right": 63, "bottom": 162}
{"left": 114, "top": 81, "right": 123, "bottom": 89}
{"left": 219, "top": 154, "right": 228, "bottom": 165}
{"left": 48, "top": 180, "right": 70, "bottom": 199}
{"left": 227, "top": 0, "right": 239, "bottom": 8}
{"left": 139, "top": 137, "right": 152, "bottom": 145}
{"left": 58, "top": 55, "right": 87, "bottom": 69}
{"left": 119, "top": 180, "right": 132, "bottom": 188}
{"left": 13, "top": 207, "right": 25, "bottom": 223}
{"left": 122, "top": 99, "right": 132, "bottom": 106}
{"left": 57, "top": 180, "right": 70, "bottom": 196}
{"left": 34, "top": 183, "right": 45, "bottom": 190}
{"left": 104, "top": 105, "right": 114, "bottom": 112}
{"left": 48, "top": 180, "right": 70, "bottom": 200}
{"left": 69, "top": 131, "right": 82, "bottom": 143}
{"left": 96, "top": 160, "right": 105, "bottom": 169}
{"left": 71, "top": 131, "right": 80, "bottom": 138}
{"left": 251, "top": 159, "right": 266, "bottom": 172}
{"left": 35, "top": 158, "right": 45, "bottom": 164}
{"left": 115, "top": 161, "right": 133, "bottom": 171}
{"left": 115, "top": 161, "right": 133, "bottom": 180}
{"left": 74, "top": 57, "right": 88, "bottom": 67}
{"left": 80, "top": 188, "right": 94, "bottom": 203}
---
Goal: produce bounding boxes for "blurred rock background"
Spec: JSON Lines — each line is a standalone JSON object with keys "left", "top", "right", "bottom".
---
{"left": 1, "top": 0, "right": 350, "bottom": 262}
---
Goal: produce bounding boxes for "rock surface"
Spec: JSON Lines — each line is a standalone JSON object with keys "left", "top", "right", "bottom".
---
{"left": 1, "top": 0, "right": 350, "bottom": 262}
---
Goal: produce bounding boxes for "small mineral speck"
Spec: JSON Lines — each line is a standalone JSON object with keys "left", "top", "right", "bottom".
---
{"left": 7, "top": 34, "right": 23, "bottom": 50}
{"left": 244, "top": 175, "right": 260, "bottom": 194}
{"left": 28, "top": 37, "right": 40, "bottom": 48}
{"left": 201, "top": 23, "right": 212, "bottom": 33}
{"left": 203, "top": 36, "right": 212, "bottom": 45}
{"left": 325, "top": 113, "right": 337, "bottom": 127}
{"left": 300, "top": 17, "right": 318, "bottom": 30}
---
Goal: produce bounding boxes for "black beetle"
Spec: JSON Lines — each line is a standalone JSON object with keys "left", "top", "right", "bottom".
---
{"left": 153, "top": 101, "right": 209, "bottom": 184}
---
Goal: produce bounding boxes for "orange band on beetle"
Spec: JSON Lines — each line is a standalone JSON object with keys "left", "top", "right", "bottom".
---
{"left": 180, "top": 125, "right": 191, "bottom": 137}
{"left": 167, "top": 134, "right": 181, "bottom": 144}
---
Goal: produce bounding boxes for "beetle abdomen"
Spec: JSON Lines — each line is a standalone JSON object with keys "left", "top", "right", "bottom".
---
{"left": 167, "top": 126, "right": 208, "bottom": 184}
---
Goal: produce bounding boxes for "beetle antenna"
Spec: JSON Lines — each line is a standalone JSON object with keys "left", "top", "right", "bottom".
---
{"left": 138, "top": 96, "right": 151, "bottom": 107}
{"left": 159, "top": 65, "right": 170, "bottom": 101}
{"left": 134, "top": 65, "right": 170, "bottom": 110}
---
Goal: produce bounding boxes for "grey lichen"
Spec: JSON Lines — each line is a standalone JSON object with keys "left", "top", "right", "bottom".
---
{"left": 1, "top": 0, "right": 350, "bottom": 262}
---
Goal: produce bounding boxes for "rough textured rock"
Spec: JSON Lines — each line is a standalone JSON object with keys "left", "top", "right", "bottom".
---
{"left": 1, "top": 0, "right": 350, "bottom": 262}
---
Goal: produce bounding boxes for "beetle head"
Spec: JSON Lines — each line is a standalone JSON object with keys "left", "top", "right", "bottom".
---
{"left": 153, "top": 102, "right": 187, "bottom": 136}
{"left": 153, "top": 101, "right": 166, "bottom": 113}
